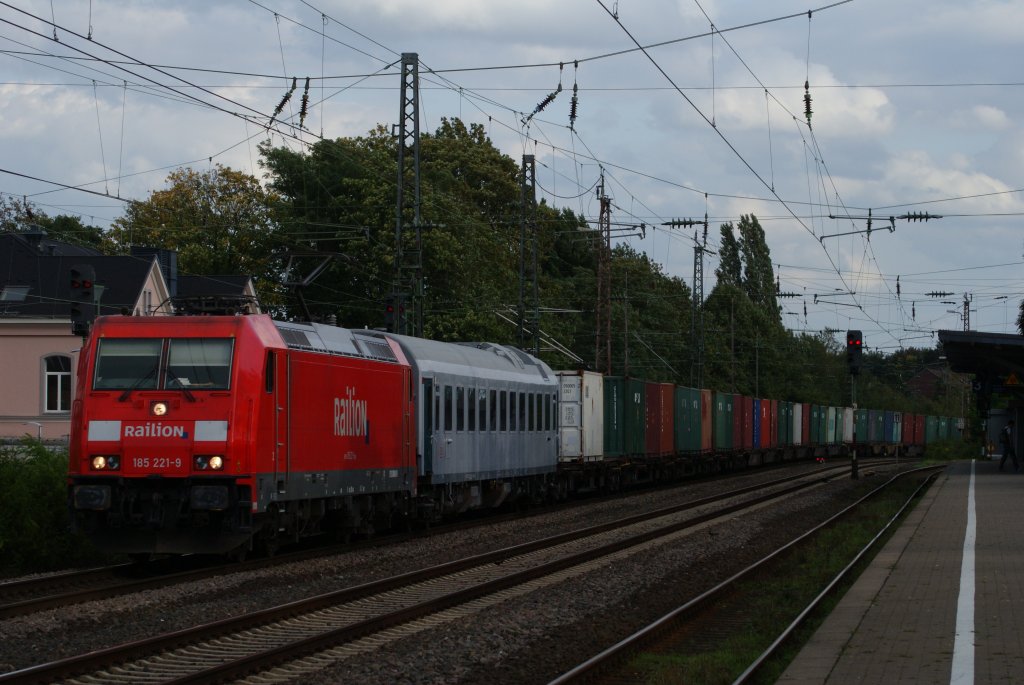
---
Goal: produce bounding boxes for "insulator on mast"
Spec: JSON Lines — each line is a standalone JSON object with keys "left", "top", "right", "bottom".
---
{"left": 803, "top": 80, "right": 813, "bottom": 128}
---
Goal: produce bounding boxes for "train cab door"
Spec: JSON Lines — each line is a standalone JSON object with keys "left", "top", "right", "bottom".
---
{"left": 421, "top": 377, "right": 434, "bottom": 476}
{"left": 403, "top": 368, "right": 415, "bottom": 488}
{"left": 273, "top": 351, "right": 291, "bottom": 492}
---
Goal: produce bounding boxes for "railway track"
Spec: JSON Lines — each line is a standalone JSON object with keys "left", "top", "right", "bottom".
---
{"left": 0, "top": 466, "right": 849, "bottom": 684}
{"left": 0, "top": 501, "right": 542, "bottom": 620}
{"left": 1, "top": 460, "right": 869, "bottom": 621}
{"left": 547, "top": 464, "right": 942, "bottom": 684}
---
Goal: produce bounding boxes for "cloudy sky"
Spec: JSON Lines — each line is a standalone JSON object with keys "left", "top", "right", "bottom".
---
{"left": 2, "top": 0, "right": 1022, "bottom": 350}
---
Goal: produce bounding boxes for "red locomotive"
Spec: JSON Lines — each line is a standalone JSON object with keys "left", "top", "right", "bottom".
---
{"left": 69, "top": 314, "right": 416, "bottom": 556}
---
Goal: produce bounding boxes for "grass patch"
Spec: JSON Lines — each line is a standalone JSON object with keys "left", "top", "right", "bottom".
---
{"left": 626, "top": 476, "right": 925, "bottom": 685}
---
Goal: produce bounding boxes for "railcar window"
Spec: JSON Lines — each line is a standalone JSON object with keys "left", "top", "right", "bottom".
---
{"left": 444, "top": 385, "right": 453, "bottom": 432}
{"left": 94, "top": 339, "right": 162, "bottom": 390}
{"left": 519, "top": 392, "right": 527, "bottom": 433}
{"left": 478, "top": 389, "right": 487, "bottom": 432}
{"left": 167, "top": 339, "right": 232, "bottom": 389}
{"left": 468, "top": 388, "right": 476, "bottom": 431}
{"left": 499, "top": 391, "right": 507, "bottom": 432}
{"left": 509, "top": 392, "right": 517, "bottom": 431}
{"left": 489, "top": 389, "right": 497, "bottom": 432}
{"left": 434, "top": 384, "right": 441, "bottom": 431}
{"left": 528, "top": 393, "right": 535, "bottom": 431}
{"left": 456, "top": 387, "right": 465, "bottom": 432}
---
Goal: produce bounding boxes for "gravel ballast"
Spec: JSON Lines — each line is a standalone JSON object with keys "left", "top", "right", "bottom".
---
{"left": 0, "top": 462, "right": 903, "bottom": 682}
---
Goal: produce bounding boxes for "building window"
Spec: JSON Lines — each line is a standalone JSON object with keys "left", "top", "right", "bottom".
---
{"left": 44, "top": 355, "right": 72, "bottom": 413}
{"left": 1, "top": 285, "right": 29, "bottom": 301}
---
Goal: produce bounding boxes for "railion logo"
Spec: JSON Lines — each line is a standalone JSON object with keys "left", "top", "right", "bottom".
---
{"left": 334, "top": 387, "right": 368, "bottom": 439}
{"left": 123, "top": 423, "right": 187, "bottom": 439}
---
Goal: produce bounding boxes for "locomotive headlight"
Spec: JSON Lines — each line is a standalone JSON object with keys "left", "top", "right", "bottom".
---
{"left": 151, "top": 401, "right": 169, "bottom": 417}
{"left": 194, "top": 455, "right": 225, "bottom": 471}
{"left": 90, "top": 455, "right": 120, "bottom": 471}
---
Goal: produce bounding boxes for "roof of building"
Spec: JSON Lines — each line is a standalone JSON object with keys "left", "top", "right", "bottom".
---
{"left": 2, "top": 230, "right": 258, "bottom": 320}
{"left": 1, "top": 252, "right": 158, "bottom": 318}
{"left": 0, "top": 227, "right": 102, "bottom": 259}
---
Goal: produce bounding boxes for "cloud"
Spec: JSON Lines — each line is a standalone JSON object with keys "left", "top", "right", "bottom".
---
{"left": 881, "top": 150, "right": 1019, "bottom": 212}
{"left": 969, "top": 105, "right": 1011, "bottom": 131}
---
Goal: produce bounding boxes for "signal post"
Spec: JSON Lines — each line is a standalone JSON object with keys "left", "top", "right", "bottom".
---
{"left": 847, "top": 330, "right": 863, "bottom": 479}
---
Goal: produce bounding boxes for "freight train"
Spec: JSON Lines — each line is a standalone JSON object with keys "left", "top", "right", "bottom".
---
{"left": 67, "top": 314, "right": 960, "bottom": 557}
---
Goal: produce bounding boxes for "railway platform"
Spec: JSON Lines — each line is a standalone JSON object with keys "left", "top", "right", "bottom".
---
{"left": 778, "top": 458, "right": 1024, "bottom": 684}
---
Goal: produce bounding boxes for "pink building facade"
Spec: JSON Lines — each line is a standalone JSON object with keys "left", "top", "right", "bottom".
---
{"left": 0, "top": 262, "right": 170, "bottom": 441}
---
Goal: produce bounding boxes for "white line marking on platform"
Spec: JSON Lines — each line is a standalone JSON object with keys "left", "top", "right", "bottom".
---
{"left": 951, "top": 459, "right": 975, "bottom": 685}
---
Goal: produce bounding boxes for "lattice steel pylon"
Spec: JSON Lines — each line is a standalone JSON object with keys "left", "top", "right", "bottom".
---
{"left": 595, "top": 177, "right": 612, "bottom": 374}
{"left": 519, "top": 155, "right": 539, "bottom": 355}
{"left": 662, "top": 216, "right": 711, "bottom": 388}
{"left": 392, "top": 53, "right": 422, "bottom": 336}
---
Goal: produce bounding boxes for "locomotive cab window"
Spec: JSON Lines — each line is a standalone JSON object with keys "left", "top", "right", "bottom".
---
{"left": 166, "top": 339, "right": 233, "bottom": 389}
{"left": 94, "top": 339, "right": 162, "bottom": 389}
{"left": 93, "top": 337, "right": 233, "bottom": 390}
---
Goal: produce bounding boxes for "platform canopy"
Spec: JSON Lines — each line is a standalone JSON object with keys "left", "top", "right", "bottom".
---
{"left": 938, "top": 330, "right": 1024, "bottom": 413}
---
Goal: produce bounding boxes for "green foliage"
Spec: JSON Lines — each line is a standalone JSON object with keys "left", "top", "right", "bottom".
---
{"left": 62, "top": 121, "right": 965, "bottom": 417}
{"left": 106, "top": 164, "right": 290, "bottom": 310}
{"left": 714, "top": 222, "right": 742, "bottom": 288}
{"left": 0, "top": 195, "right": 36, "bottom": 232}
{"left": 0, "top": 440, "right": 101, "bottom": 575}
{"left": 1, "top": 196, "right": 106, "bottom": 250}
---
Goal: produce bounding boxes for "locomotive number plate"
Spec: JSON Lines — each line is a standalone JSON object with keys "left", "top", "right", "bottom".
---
{"left": 131, "top": 457, "right": 184, "bottom": 469}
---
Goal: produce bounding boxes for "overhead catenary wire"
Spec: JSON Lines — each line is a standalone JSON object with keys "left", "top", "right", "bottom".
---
{"left": 2, "top": 1, "right": 1018, "bottom": 338}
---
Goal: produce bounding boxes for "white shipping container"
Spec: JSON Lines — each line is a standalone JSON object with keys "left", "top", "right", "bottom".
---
{"left": 557, "top": 371, "right": 604, "bottom": 461}
{"left": 843, "top": 407, "right": 855, "bottom": 443}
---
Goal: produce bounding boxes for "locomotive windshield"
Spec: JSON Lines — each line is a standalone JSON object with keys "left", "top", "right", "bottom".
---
{"left": 94, "top": 338, "right": 233, "bottom": 390}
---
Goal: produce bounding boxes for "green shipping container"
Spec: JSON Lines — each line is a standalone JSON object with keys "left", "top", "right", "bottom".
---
{"left": 675, "top": 386, "right": 702, "bottom": 453}
{"left": 854, "top": 409, "right": 869, "bottom": 443}
{"left": 925, "top": 415, "right": 940, "bottom": 443}
{"left": 604, "top": 377, "right": 624, "bottom": 457}
{"left": 625, "top": 378, "right": 646, "bottom": 455}
{"left": 810, "top": 405, "right": 821, "bottom": 444}
{"left": 938, "top": 416, "right": 950, "bottom": 439}
{"left": 777, "top": 401, "right": 792, "bottom": 446}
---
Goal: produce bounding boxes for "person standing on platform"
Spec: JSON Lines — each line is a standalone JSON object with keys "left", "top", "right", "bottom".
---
{"left": 999, "top": 420, "right": 1018, "bottom": 472}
